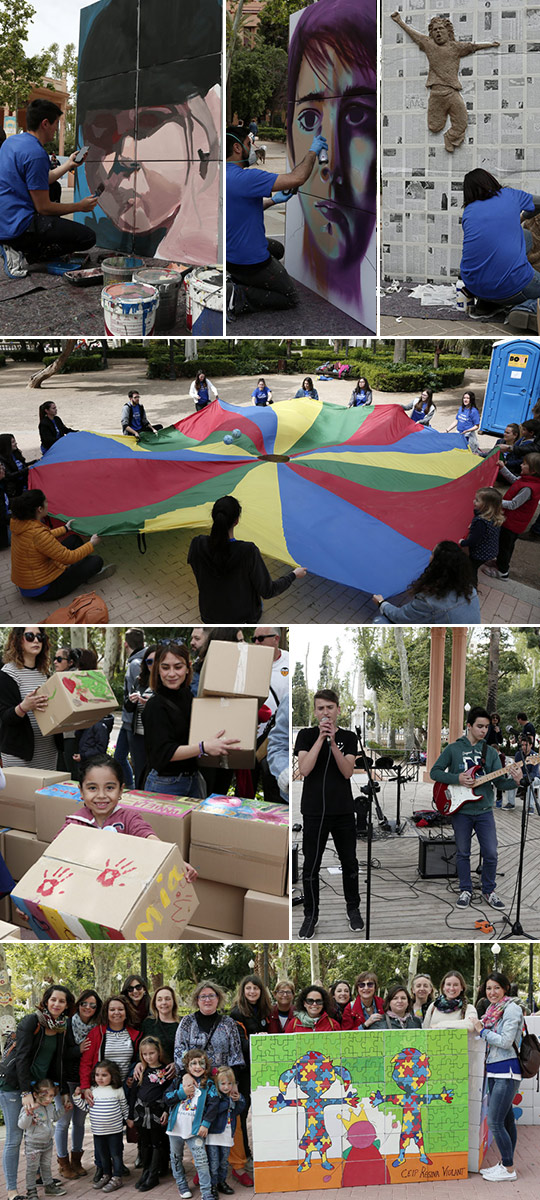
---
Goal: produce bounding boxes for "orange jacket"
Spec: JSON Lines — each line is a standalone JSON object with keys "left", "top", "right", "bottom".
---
{"left": 10, "top": 518, "right": 95, "bottom": 589}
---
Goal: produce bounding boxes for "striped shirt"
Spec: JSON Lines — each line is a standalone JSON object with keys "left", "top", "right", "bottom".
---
{"left": 1, "top": 663, "right": 57, "bottom": 770}
{"left": 73, "top": 1085, "right": 128, "bottom": 1134}
{"left": 102, "top": 1029, "right": 134, "bottom": 1081}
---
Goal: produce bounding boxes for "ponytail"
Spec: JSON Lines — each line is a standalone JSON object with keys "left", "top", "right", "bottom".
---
{"left": 208, "top": 496, "right": 241, "bottom": 569}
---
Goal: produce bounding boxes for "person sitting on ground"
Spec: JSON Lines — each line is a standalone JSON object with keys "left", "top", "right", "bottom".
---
{"left": 251, "top": 378, "right": 273, "bottom": 406}
{"left": 39, "top": 402, "right": 77, "bottom": 455}
{"left": 10, "top": 489, "right": 115, "bottom": 601}
{"left": 372, "top": 540, "right": 481, "bottom": 625}
{"left": 458, "top": 168, "right": 540, "bottom": 329}
{"left": 0, "top": 434, "right": 33, "bottom": 497}
{"left": 349, "top": 377, "right": 373, "bottom": 408}
{"left": 293, "top": 377, "right": 319, "bottom": 401}
{"left": 121, "top": 391, "right": 160, "bottom": 438}
{"left": 0, "top": 98, "right": 98, "bottom": 280}
{"left": 402, "top": 388, "right": 436, "bottom": 425}
{"left": 189, "top": 371, "right": 219, "bottom": 412}
{"left": 188, "top": 495, "right": 307, "bottom": 622}
{"left": 225, "top": 124, "right": 327, "bottom": 318}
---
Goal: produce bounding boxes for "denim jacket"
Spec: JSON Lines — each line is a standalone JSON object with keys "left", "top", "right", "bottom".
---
{"left": 480, "top": 1000, "right": 524, "bottom": 1065}
{"left": 165, "top": 1078, "right": 219, "bottom": 1137}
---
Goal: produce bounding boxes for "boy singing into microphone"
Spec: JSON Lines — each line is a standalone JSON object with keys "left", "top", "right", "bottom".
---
{"left": 294, "top": 689, "right": 363, "bottom": 939}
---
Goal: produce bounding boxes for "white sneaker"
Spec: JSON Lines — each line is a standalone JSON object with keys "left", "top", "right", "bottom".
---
{"left": 0, "top": 243, "right": 29, "bottom": 278}
{"left": 481, "top": 1164, "right": 517, "bottom": 1181}
{"left": 180, "top": 1192, "right": 193, "bottom": 1198}
{"left": 480, "top": 1161, "right": 501, "bottom": 1175}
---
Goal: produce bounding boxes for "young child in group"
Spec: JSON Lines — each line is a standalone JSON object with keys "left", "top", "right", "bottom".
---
{"left": 58, "top": 754, "right": 197, "bottom": 879}
{"left": 165, "top": 1049, "right": 219, "bottom": 1200}
{"left": 18, "top": 1079, "right": 66, "bottom": 1200}
{"left": 73, "top": 1059, "right": 128, "bottom": 1193}
{"left": 459, "top": 487, "right": 504, "bottom": 584}
{"left": 127, "top": 1037, "right": 170, "bottom": 1193}
{"left": 483, "top": 452, "right": 540, "bottom": 579}
{"left": 206, "top": 1067, "right": 245, "bottom": 1197}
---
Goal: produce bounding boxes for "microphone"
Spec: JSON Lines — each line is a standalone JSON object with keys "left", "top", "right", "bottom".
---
{"left": 326, "top": 735, "right": 331, "bottom": 744}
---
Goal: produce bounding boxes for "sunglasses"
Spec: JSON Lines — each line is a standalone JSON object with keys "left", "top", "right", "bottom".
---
{"left": 127, "top": 984, "right": 145, "bottom": 993}
{"left": 159, "top": 639, "right": 187, "bottom": 648}
{"left": 305, "top": 997, "right": 323, "bottom": 1006}
{"left": 253, "top": 634, "right": 275, "bottom": 643}
{"left": 80, "top": 1001, "right": 97, "bottom": 1009}
{"left": 146, "top": 657, "right": 155, "bottom": 666}
{"left": 358, "top": 983, "right": 375, "bottom": 989}
{"left": 24, "top": 632, "right": 44, "bottom": 643}
{"left": 54, "top": 655, "right": 68, "bottom": 663}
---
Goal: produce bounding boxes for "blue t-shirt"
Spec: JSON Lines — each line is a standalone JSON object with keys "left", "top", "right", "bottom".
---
{"left": 0, "top": 132, "right": 50, "bottom": 239}
{"left": 130, "top": 403, "right": 142, "bottom": 432}
{"left": 226, "top": 162, "right": 278, "bottom": 266}
{"left": 294, "top": 388, "right": 319, "bottom": 400}
{"left": 196, "top": 385, "right": 210, "bottom": 406}
{"left": 456, "top": 406, "right": 480, "bottom": 433}
{"left": 252, "top": 386, "right": 270, "bottom": 405}
{"left": 460, "top": 188, "right": 535, "bottom": 300}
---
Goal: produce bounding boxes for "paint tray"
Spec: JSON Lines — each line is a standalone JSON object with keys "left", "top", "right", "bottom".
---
{"left": 64, "top": 267, "right": 104, "bottom": 287}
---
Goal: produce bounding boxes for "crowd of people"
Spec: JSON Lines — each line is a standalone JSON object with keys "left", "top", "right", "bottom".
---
{"left": 0, "top": 967, "right": 527, "bottom": 1195}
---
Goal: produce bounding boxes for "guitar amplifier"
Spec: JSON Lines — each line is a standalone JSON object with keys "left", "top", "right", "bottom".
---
{"left": 418, "top": 836, "right": 457, "bottom": 879}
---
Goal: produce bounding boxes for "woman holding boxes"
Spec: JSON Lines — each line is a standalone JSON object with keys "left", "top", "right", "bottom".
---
{"left": 0, "top": 626, "right": 57, "bottom": 770}
{"left": 141, "top": 640, "right": 239, "bottom": 799}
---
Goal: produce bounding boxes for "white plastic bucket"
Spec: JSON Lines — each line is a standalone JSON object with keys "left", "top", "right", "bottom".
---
{"left": 185, "top": 267, "right": 223, "bottom": 334}
{"left": 101, "top": 282, "right": 159, "bottom": 336}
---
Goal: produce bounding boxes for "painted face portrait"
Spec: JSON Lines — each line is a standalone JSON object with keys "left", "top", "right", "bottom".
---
{"left": 76, "top": 0, "right": 221, "bottom": 263}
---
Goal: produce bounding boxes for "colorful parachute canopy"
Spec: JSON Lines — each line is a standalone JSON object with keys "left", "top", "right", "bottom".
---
{"left": 30, "top": 399, "right": 499, "bottom": 596}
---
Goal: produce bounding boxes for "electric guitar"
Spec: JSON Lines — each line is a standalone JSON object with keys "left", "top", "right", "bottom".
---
{"left": 432, "top": 754, "right": 540, "bottom": 816}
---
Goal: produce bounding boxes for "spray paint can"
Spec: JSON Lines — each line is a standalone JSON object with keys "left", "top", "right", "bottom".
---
{"left": 318, "top": 146, "right": 329, "bottom": 165}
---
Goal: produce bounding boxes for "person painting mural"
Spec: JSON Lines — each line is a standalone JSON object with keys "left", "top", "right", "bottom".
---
{"left": 390, "top": 13, "right": 499, "bottom": 153}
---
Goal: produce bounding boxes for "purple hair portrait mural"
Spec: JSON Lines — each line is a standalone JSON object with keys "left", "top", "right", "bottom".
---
{"left": 75, "top": 0, "right": 221, "bottom": 264}
{"left": 284, "top": 0, "right": 376, "bottom": 330}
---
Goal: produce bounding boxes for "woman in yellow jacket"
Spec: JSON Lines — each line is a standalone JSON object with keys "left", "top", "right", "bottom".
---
{"left": 10, "top": 489, "right": 115, "bottom": 601}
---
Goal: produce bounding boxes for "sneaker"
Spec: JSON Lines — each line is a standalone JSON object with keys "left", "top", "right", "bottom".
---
{"left": 298, "top": 913, "right": 318, "bottom": 939}
{"left": 94, "top": 563, "right": 117, "bottom": 581}
{"left": 483, "top": 891, "right": 505, "bottom": 910}
{"left": 347, "top": 907, "right": 364, "bottom": 932}
{"left": 226, "top": 278, "right": 249, "bottom": 320}
{"left": 231, "top": 1170, "right": 253, "bottom": 1187}
{"left": 456, "top": 890, "right": 472, "bottom": 908}
{"left": 503, "top": 803, "right": 515, "bottom": 809}
{"left": 93, "top": 1178, "right": 111, "bottom": 1191}
{"left": 44, "top": 1186, "right": 67, "bottom": 1196}
{"left": 481, "top": 1164, "right": 517, "bottom": 1181}
{"left": 506, "top": 305, "right": 538, "bottom": 333}
{"left": 0, "top": 243, "right": 29, "bottom": 278}
{"left": 179, "top": 1192, "right": 193, "bottom": 1199}
{"left": 480, "top": 1161, "right": 501, "bottom": 1175}
{"left": 102, "top": 1179, "right": 123, "bottom": 1193}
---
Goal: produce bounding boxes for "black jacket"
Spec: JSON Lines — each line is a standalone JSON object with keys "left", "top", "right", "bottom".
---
{"left": 75, "top": 714, "right": 114, "bottom": 760}
{"left": 142, "top": 687, "right": 197, "bottom": 776}
{"left": 0, "top": 669, "right": 62, "bottom": 760}
{"left": 39, "top": 415, "right": 75, "bottom": 452}
{"left": 0, "top": 1014, "right": 69, "bottom": 1094}
{"left": 188, "top": 536, "right": 295, "bottom": 622}
{"left": 229, "top": 1003, "right": 269, "bottom": 1094}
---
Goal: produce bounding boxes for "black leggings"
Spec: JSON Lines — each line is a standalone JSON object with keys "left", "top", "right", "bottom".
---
{"left": 227, "top": 239, "right": 298, "bottom": 311}
{"left": 6, "top": 212, "right": 95, "bottom": 262}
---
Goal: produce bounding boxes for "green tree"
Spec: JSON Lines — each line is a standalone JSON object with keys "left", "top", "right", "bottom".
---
{"left": 318, "top": 645, "right": 333, "bottom": 691}
{"left": 0, "top": 1, "right": 49, "bottom": 114}
{"left": 228, "top": 40, "right": 287, "bottom": 122}
{"left": 292, "top": 661, "right": 309, "bottom": 727}
{"left": 43, "top": 41, "right": 77, "bottom": 152}
{"left": 257, "top": 0, "right": 314, "bottom": 53}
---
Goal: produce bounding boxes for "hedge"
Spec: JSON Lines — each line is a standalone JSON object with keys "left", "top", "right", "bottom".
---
{"left": 7, "top": 349, "right": 47, "bottom": 361}
{"left": 257, "top": 126, "right": 286, "bottom": 141}
{"left": 41, "top": 354, "right": 103, "bottom": 373}
{"left": 146, "top": 354, "right": 238, "bottom": 380}
{"left": 107, "top": 343, "right": 147, "bottom": 358}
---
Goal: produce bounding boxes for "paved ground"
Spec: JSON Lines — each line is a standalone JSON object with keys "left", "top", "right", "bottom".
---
{"left": 0, "top": 1113, "right": 538, "bottom": 1199}
{"left": 291, "top": 770, "right": 540, "bottom": 942}
{"left": 0, "top": 358, "right": 538, "bottom": 624}
{"left": 227, "top": 141, "right": 374, "bottom": 336}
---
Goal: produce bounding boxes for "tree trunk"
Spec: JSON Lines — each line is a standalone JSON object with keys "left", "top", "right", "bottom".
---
{"left": 103, "top": 626, "right": 121, "bottom": 680}
{"left": 70, "top": 629, "right": 88, "bottom": 650}
{"left": 408, "top": 944, "right": 420, "bottom": 990}
{"left": 394, "top": 628, "right": 415, "bottom": 750}
{"left": 28, "top": 339, "right": 77, "bottom": 388}
{"left": 90, "top": 945, "right": 115, "bottom": 998}
{"left": 393, "top": 340, "right": 407, "bottom": 364}
{"left": 0, "top": 949, "right": 16, "bottom": 1048}
{"left": 486, "top": 627, "right": 500, "bottom": 712}
{"left": 473, "top": 942, "right": 481, "bottom": 1004}
{"left": 310, "top": 943, "right": 321, "bottom": 985}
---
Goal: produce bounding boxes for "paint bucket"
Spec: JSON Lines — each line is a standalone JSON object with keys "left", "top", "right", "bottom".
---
{"left": 101, "top": 255, "right": 144, "bottom": 286}
{"left": 101, "top": 282, "right": 159, "bottom": 336}
{"left": 133, "top": 266, "right": 183, "bottom": 331}
{"left": 185, "top": 266, "right": 223, "bottom": 334}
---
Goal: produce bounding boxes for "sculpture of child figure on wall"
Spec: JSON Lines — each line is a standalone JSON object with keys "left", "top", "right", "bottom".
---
{"left": 390, "top": 11, "right": 499, "bottom": 152}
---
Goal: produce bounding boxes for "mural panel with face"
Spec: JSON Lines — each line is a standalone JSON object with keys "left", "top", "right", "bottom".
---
{"left": 75, "top": 0, "right": 221, "bottom": 262}
{"left": 287, "top": 0, "right": 376, "bottom": 303}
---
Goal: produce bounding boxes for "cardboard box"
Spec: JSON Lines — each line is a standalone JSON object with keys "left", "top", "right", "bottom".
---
{"left": 0, "top": 769, "right": 70, "bottom": 834}
{"left": 193, "top": 877, "right": 246, "bottom": 936}
{"left": 190, "top": 799, "right": 289, "bottom": 896}
{"left": 183, "top": 924, "right": 241, "bottom": 941}
{"left": 9, "top": 899, "right": 28, "bottom": 929}
{"left": 35, "top": 784, "right": 198, "bottom": 855}
{"left": 34, "top": 670, "right": 118, "bottom": 736}
{"left": 11, "top": 826, "right": 199, "bottom": 941}
{"left": 0, "top": 920, "right": 21, "bottom": 940}
{"left": 243, "top": 890, "right": 289, "bottom": 939}
{"left": 198, "top": 641, "right": 274, "bottom": 704}
{"left": 4, "top": 831, "right": 48, "bottom": 881}
{"left": 188, "top": 697, "right": 258, "bottom": 768}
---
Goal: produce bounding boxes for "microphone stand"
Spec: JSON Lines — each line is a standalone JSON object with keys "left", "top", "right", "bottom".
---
{"left": 500, "top": 757, "right": 536, "bottom": 940}
{"left": 355, "top": 724, "right": 380, "bottom": 941}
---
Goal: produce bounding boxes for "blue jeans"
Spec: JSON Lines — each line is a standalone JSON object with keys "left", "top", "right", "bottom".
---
{"left": 207, "top": 1144, "right": 231, "bottom": 1186}
{"left": 94, "top": 1132, "right": 123, "bottom": 1178}
{"left": 145, "top": 769, "right": 204, "bottom": 799}
{"left": 0, "top": 1088, "right": 23, "bottom": 1190}
{"left": 114, "top": 726, "right": 134, "bottom": 788}
{"left": 451, "top": 807, "right": 498, "bottom": 894}
{"left": 487, "top": 1077, "right": 520, "bottom": 1166}
{"left": 169, "top": 1134, "right": 213, "bottom": 1200}
{"left": 54, "top": 1082, "right": 86, "bottom": 1156}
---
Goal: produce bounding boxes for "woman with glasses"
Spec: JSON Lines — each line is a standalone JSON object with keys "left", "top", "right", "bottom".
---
{"left": 10, "top": 489, "right": 113, "bottom": 602}
{"left": 0, "top": 626, "right": 58, "bottom": 770}
{"left": 142, "top": 640, "right": 240, "bottom": 799}
{"left": 342, "top": 972, "right": 384, "bottom": 1030}
{"left": 124, "top": 644, "right": 157, "bottom": 788}
{"left": 54, "top": 989, "right": 102, "bottom": 1180}
{"left": 121, "top": 977, "right": 150, "bottom": 1028}
{"left": 268, "top": 981, "right": 296, "bottom": 1033}
{"left": 285, "top": 986, "right": 340, "bottom": 1033}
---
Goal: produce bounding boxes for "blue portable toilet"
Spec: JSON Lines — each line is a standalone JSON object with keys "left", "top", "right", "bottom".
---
{"left": 480, "top": 338, "right": 540, "bottom": 434}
